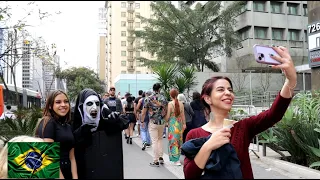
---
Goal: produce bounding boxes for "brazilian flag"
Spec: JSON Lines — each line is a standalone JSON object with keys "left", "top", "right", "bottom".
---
{"left": 7, "top": 142, "right": 60, "bottom": 178}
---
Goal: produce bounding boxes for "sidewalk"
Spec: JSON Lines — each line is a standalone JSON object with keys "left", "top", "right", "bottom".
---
{"left": 130, "top": 130, "right": 299, "bottom": 179}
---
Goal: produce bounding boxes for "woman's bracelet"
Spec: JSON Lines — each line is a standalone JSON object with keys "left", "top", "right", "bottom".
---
{"left": 285, "top": 79, "right": 297, "bottom": 90}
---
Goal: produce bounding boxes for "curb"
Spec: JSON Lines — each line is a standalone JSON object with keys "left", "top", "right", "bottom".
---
{"left": 258, "top": 156, "right": 320, "bottom": 179}
{"left": 131, "top": 136, "right": 184, "bottom": 179}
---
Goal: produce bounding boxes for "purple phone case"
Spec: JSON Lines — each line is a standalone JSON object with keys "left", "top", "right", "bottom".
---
{"left": 253, "top": 44, "right": 281, "bottom": 65}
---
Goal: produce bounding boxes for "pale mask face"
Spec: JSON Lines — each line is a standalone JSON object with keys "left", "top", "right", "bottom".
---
{"left": 83, "top": 95, "right": 100, "bottom": 121}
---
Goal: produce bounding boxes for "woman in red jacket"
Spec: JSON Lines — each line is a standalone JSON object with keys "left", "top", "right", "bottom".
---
{"left": 183, "top": 45, "right": 297, "bottom": 179}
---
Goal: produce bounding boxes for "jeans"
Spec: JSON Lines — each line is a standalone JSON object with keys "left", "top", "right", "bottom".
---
{"left": 140, "top": 115, "right": 151, "bottom": 145}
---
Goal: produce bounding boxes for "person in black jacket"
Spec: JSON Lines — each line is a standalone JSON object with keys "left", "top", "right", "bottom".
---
{"left": 72, "top": 88, "right": 129, "bottom": 179}
{"left": 190, "top": 91, "right": 207, "bottom": 129}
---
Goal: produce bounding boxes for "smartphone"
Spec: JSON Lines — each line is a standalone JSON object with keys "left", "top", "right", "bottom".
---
{"left": 253, "top": 44, "right": 281, "bottom": 65}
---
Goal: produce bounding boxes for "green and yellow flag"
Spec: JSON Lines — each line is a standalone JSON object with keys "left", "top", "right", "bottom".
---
{"left": 7, "top": 142, "right": 60, "bottom": 179}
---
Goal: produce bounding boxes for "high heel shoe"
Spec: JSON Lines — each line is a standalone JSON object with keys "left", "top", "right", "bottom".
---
{"left": 129, "top": 138, "right": 132, "bottom": 144}
{"left": 126, "top": 136, "right": 130, "bottom": 144}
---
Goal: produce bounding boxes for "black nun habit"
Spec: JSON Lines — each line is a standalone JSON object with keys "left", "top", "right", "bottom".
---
{"left": 72, "top": 88, "right": 129, "bottom": 179}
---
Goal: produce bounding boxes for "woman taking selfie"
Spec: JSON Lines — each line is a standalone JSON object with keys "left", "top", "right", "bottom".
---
{"left": 183, "top": 46, "right": 297, "bottom": 179}
{"left": 35, "top": 90, "right": 77, "bottom": 179}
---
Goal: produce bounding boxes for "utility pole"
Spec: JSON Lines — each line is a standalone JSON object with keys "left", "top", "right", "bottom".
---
{"left": 308, "top": 2, "right": 320, "bottom": 92}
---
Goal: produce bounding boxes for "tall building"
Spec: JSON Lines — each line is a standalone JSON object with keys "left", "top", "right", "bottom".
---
{"left": 21, "top": 39, "right": 33, "bottom": 88}
{"left": 1, "top": 29, "right": 23, "bottom": 87}
{"left": 183, "top": 1, "right": 309, "bottom": 73}
{"left": 97, "top": 7, "right": 108, "bottom": 90}
{"left": 43, "top": 54, "right": 60, "bottom": 97}
{"left": 104, "top": 1, "right": 154, "bottom": 88}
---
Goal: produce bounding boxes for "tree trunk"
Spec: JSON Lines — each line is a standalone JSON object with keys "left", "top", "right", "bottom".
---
{"left": 12, "top": 29, "right": 20, "bottom": 106}
{"left": 0, "top": 74, "right": 12, "bottom": 103}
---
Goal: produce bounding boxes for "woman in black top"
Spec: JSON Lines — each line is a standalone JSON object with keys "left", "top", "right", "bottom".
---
{"left": 124, "top": 95, "right": 136, "bottom": 144}
{"left": 35, "top": 90, "right": 77, "bottom": 179}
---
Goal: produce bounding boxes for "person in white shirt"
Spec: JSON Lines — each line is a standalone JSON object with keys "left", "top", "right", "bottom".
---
{"left": 0, "top": 105, "right": 16, "bottom": 120}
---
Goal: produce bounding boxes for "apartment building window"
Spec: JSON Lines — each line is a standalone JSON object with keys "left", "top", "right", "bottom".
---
{"left": 238, "top": 26, "right": 250, "bottom": 40}
{"left": 136, "top": 71, "right": 141, "bottom": 74}
{"left": 121, "top": 31, "right": 126, "bottom": 37}
{"left": 121, "top": 21, "right": 126, "bottom": 27}
{"left": 135, "top": 3, "right": 140, "bottom": 9}
{"left": 272, "top": 28, "right": 284, "bottom": 40}
{"left": 121, "top": 61, "right": 126, "bottom": 66}
{"left": 128, "top": 22, "right": 134, "bottom": 29}
{"left": 135, "top": 22, "right": 140, "bottom": 28}
{"left": 136, "top": 51, "right": 140, "bottom": 58}
{"left": 288, "top": 29, "right": 300, "bottom": 41}
{"left": 304, "top": 30, "right": 307, "bottom": 41}
{"left": 136, "top": 12, "right": 140, "bottom": 18}
{"left": 121, "top": 71, "right": 126, "bottom": 74}
{"left": 288, "top": 3, "right": 299, "bottom": 15}
{"left": 121, "top": 2, "right": 126, "bottom": 8}
{"left": 254, "top": 27, "right": 268, "bottom": 39}
{"left": 253, "top": 1, "right": 266, "bottom": 12}
{"left": 121, "top": 12, "right": 126, "bottom": 17}
{"left": 129, "top": 51, "right": 134, "bottom": 57}
{"left": 303, "top": 4, "right": 308, "bottom": 16}
{"left": 121, "top": 51, "right": 126, "bottom": 56}
{"left": 121, "top": 41, "right": 126, "bottom": 46}
{"left": 271, "top": 2, "right": 282, "bottom": 13}
{"left": 136, "top": 60, "right": 143, "bottom": 67}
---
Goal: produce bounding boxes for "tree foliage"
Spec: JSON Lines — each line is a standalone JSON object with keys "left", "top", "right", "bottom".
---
{"left": 57, "top": 67, "right": 105, "bottom": 101}
{"left": 134, "top": 1, "right": 245, "bottom": 72}
{"left": 0, "top": 1, "right": 61, "bottom": 105}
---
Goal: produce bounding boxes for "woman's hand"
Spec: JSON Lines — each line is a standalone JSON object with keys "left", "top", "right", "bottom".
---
{"left": 270, "top": 46, "right": 297, "bottom": 83}
{"left": 182, "top": 124, "right": 186, "bottom": 131}
{"left": 204, "top": 128, "right": 231, "bottom": 151}
{"left": 270, "top": 46, "right": 297, "bottom": 98}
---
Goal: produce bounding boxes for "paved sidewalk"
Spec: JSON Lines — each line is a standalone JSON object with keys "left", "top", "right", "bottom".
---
{"left": 131, "top": 130, "right": 298, "bottom": 179}
{"left": 123, "top": 137, "right": 178, "bottom": 179}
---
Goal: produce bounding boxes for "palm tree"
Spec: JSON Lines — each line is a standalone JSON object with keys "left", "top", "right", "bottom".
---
{"left": 179, "top": 66, "right": 198, "bottom": 99}
{"left": 0, "top": 106, "right": 42, "bottom": 145}
{"left": 152, "top": 63, "right": 177, "bottom": 100}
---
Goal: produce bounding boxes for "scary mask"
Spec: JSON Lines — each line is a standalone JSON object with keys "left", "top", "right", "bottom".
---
{"left": 82, "top": 95, "right": 100, "bottom": 131}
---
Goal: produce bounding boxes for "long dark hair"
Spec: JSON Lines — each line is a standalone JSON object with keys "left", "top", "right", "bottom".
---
{"left": 200, "top": 76, "right": 233, "bottom": 118}
{"left": 170, "top": 88, "right": 180, "bottom": 116}
{"left": 35, "top": 90, "right": 71, "bottom": 137}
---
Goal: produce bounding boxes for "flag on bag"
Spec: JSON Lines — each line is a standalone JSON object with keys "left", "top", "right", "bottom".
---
{"left": 7, "top": 142, "right": 60, "bottom": 178}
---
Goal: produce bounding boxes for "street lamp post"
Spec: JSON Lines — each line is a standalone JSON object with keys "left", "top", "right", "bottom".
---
{"left": 245, "top": 70, "right": 255, "bottom": 106}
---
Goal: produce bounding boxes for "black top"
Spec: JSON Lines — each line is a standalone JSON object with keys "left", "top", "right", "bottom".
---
{"left": 134, "top": 97, "right": 143, "bottom": 111}
{"left": 36, "top": 117, "right": 75, "bottom": 161}
{"left": 125, "top": 102, "right": 134, "bottom": 114}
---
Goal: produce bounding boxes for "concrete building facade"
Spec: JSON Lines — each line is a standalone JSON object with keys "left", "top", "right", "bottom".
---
{"left": 183, "top": 1, "right": 309, "bottom": 74}
{"left": 104, "top": 1, "right": 155, "bottom": 89}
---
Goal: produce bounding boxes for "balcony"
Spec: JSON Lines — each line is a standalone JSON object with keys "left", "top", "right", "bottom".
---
{"left": 127, "top": 56, "right": 134, "bottom": 62}
{"left": 128, "top": 1, "right": 134, "bottom": 3}
{"left": 127, "top": 6, "right": 134, "bottom": 13}
{"left": 127, "top": 45, "right": 134, "bottom": 51}
{"left": 127, "top": 16, "right": 134, "bottom": 22}
{"left": 128, "top": 36, "right": 135, "bottom": 42}
{"left": 127, "top": 26, "right": 134, "bottom": 31}
{"left": 127, "top": 65, "right": 135, "bottom": 71}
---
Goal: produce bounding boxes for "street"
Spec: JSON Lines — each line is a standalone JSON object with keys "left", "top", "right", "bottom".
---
{"left": 123, "top": 129, "right": 298, "bottom": 179}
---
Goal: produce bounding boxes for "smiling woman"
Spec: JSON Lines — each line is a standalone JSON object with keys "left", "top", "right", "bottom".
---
{"left": 35, "top": 90, "right": 77, "bottom": 179}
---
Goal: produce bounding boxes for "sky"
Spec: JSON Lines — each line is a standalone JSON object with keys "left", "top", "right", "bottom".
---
{"left": 5, "top": 1, "right": 105, "bottom": 71}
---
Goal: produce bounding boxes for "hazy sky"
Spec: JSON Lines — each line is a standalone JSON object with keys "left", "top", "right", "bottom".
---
{"left": 6, "top": 1, "right": 105, "bottom": 71}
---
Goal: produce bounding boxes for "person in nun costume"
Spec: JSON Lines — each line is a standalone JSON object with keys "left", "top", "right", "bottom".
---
{"left": 72, "top": 88, "right": 129, "bottom": 179}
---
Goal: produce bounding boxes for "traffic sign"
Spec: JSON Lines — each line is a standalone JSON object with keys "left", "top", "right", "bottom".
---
{"left": 307, "top": 20, "right": 320, "bottom": 68}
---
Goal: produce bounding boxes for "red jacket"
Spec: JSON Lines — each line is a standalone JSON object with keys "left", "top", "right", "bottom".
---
{"left": 183, "top": 93, "right": 292, "bottom": 179}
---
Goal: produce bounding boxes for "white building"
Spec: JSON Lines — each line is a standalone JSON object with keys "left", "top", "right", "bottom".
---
{"left": 101, "top": 1, "right": 155, "bottom": 89}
